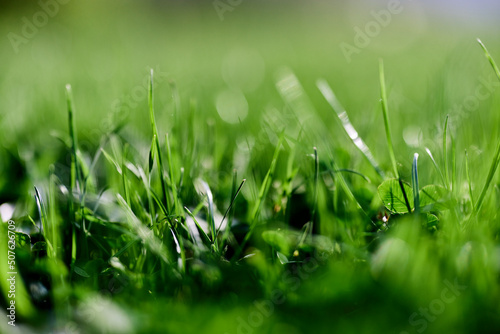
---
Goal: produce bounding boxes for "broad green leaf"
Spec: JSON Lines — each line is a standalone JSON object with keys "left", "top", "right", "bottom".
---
{"left": 419, "top": 185, "right": 450, "bottom": 212}
{"left": 378, "top": 179, "right": 414, "bottom": 214}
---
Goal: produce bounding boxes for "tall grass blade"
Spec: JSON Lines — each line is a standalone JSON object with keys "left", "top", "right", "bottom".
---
{"left": 425, "top": 148, "right": 447, "bottom": 188}
{"left": 216, "top": 178, "right": 246, "bottom": 236}
{"left": 317, "top": 79, "right": 384, "bottom": 179}
{"left": 122, "top": 143, "right": 131, "bottom": 206}
{"left": 412, "top": 153, "right": 420, "bottom": 214}
{"left": 233, "top": 134, "right": 284, "bottom": 260}
{"left": 149, "top": 69, "right": 170, "bottom": 212}
{"left": 379, "top": 60, "right": 411, "bottom": 212}
{"left": 311, "top": 147, "right": 319, "bottom": 225}
{"left": 194, "top": 179, "right": 218, "bottom": 252}
{"left": 34, "top": 187, "right": 54, "bottom": 255}
{"left": 165, "top": 133, "right": 180, "bottom": 215}
{"left": 220, "top": 171, "right": 241, "bottom": 250}
{"left": 378, "top": 60, "right": 398, "bottom": 179}
{"left": 184, "top": 206, "right": 212, "bottom": 248}
{"left": 474, "top": 39, "right": 500, "bottom": 214}
{"left": 465, "top": 150, "right": 475, "bottom": 209}
{"left": 443, "top": 115, "right": 450, "bottom": 189}
{"left": 65, "top": 84, "right": 80, "bottom": 193}
{"left": 478, "top": 39, "right": 500, "bottom": 79}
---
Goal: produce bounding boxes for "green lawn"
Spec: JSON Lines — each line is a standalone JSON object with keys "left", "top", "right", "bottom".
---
{"left": 1, "top": 1, "right": 500, "bottom": 333}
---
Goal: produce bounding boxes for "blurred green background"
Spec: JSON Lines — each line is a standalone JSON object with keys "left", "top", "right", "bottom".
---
{"left": 1, "top": 0, "right": 499, "bottom": 176}
{"left": 1, "top": 0, "right": 499, "bottom": 195}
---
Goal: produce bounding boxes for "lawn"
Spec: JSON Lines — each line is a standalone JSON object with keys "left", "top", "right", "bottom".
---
{"left": 1, "top": 1, "right": 500, "bottom": 333}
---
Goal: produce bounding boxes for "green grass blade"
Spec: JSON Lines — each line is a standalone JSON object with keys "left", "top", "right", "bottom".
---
{"left": 233, "top": 134, "right": 284, "bottom": 260}
{"left": 220, "top": 170, "right": 240, "bottom": 250}
{"left": 474, "top": 140, "right": 500, "bottom": 214}
{"left": 311, "top": 147, "right": 319, "bottom": 225}
{"left": 443, "top": 115, "right": 450, "bottom": 189}
{"left": 412, "top": 153, "right": 420, "bottom": 214}
{"left": 65, "top": 84, "right": 80, "bottom": 193}
{"left": 474, "top": 39, "right": 500, "bottom": 214}
{"left": 34, "top": 187, "right": 54, "bottom": 254}
{"left": 379, "top": 60, "right": 411, "bottom": 212}
{"left": 216, "top": 178, "right": 246, "bottom": 236}
{"left": 465, "top": 149, "right": 475, "bottom": 209}
{"left": 326, "top": 149, "right": 376, "bottom": 229}
{"left": 478, "top": 39, "right": 500, "bottom": 79}
{"left": 317, "top": 79, "right": 384, "bottom": 179}
{"left": 122, "top": 143, "right": 131, "bottom": 206}
{"left": 184, "top": 206, "right": 212, "bottom": 248}
{"left": 425, "top": 147, "right": 447, "bottom": 188}
{"left": 149, "top": 69, "right": 170, "bottom": 212}
{"left": 101, "top": 148, "right": 123, "bottom": 175}
{"left": 48, "top": 168, "right": 59, "bottom": 259}
{"left": 379, "top": 60, "right": 398, "bottom": 179}
{"left": 165, "top": 133, "right": 180, "bottom": 216}
{"left": 195, "top": 179, "right": 218, "bottom": 252}
{"left": 451, "top": 133, "right": 457, "bottom": 192}
{"left": 138, "top": 166, "right": 157, "bottom": 230}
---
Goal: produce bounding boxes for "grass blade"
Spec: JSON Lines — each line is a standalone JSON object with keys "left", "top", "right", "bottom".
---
{"left": 220, "top": 171, "right": 241, "bottom": 250}
{"left": 311, "top": 147, "right": 319, "bottom": 226}
{"left": 34, "top": 187, "right": 54, "bottom": 256}
{"left": 165, "top": 133, "right": 180, "bottom": 216}
{"left": 66, "top": 84, "right": 80, "bottom": 193}
{"left": 412, "top": 153, "right": 420, "bottom": 214}
{"left": 478, "top": 38, "right": 500, "bottom": 79}
{"left": 233, "top": 134, "right": 284, "bottom": 260}
{"left": 122, "top": 143, "right": 131, "bottom": 206}
{"left": 465, "top": 149, "right": 475, "bottom": 209}
{"left": 425, "top": 147, "right": 447, "bottom": 188}
{"left": 194, "top": 179, "right": 218, "bottom": 252}
{"left": 317, "top": 79, "right": 384, "bottom": 179}
{"left": 443, "top": 115, "right": 450, "bottom": 189}
{"left": 216, "top": 178, "right": 246, "bottom": 236}
{"left": 379, "top": 60, "right": 411, "bottom": 213}
{"left": 474, "top": 39, "right": 500, "bottom": 214}
{"left": 379, "top": 60, "right": 398, "bottom": 179}
{"left": 149, "top": 69, "right": 170, "bottom": 212}
{"left": 184, "top": 206, "right": 212, "bottom": 248}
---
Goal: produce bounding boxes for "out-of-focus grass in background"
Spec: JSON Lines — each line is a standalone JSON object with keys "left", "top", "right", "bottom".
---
{"left": 2, "top": 0, "right": 498, "bottom": 205}
{"left": 1, "top": 1, "right": 500, "bottom": 333}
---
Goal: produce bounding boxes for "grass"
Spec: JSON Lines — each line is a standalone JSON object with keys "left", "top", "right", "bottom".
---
{"left": 1, "top": 4, "right": 500, "bottom": 334}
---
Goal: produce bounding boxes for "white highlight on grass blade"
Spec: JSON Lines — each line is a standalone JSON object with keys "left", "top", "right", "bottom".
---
{"left": 194, "top": 179, "right": 218, "bottom": 250}
{"left": 317, "top": 79, "right": 384, "bottom": 179}
{"left": 425, "top": 147, "right": 447, "bottom": 188}
{"left": 215, "top": 89, "right": 248, "bottom": 124}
